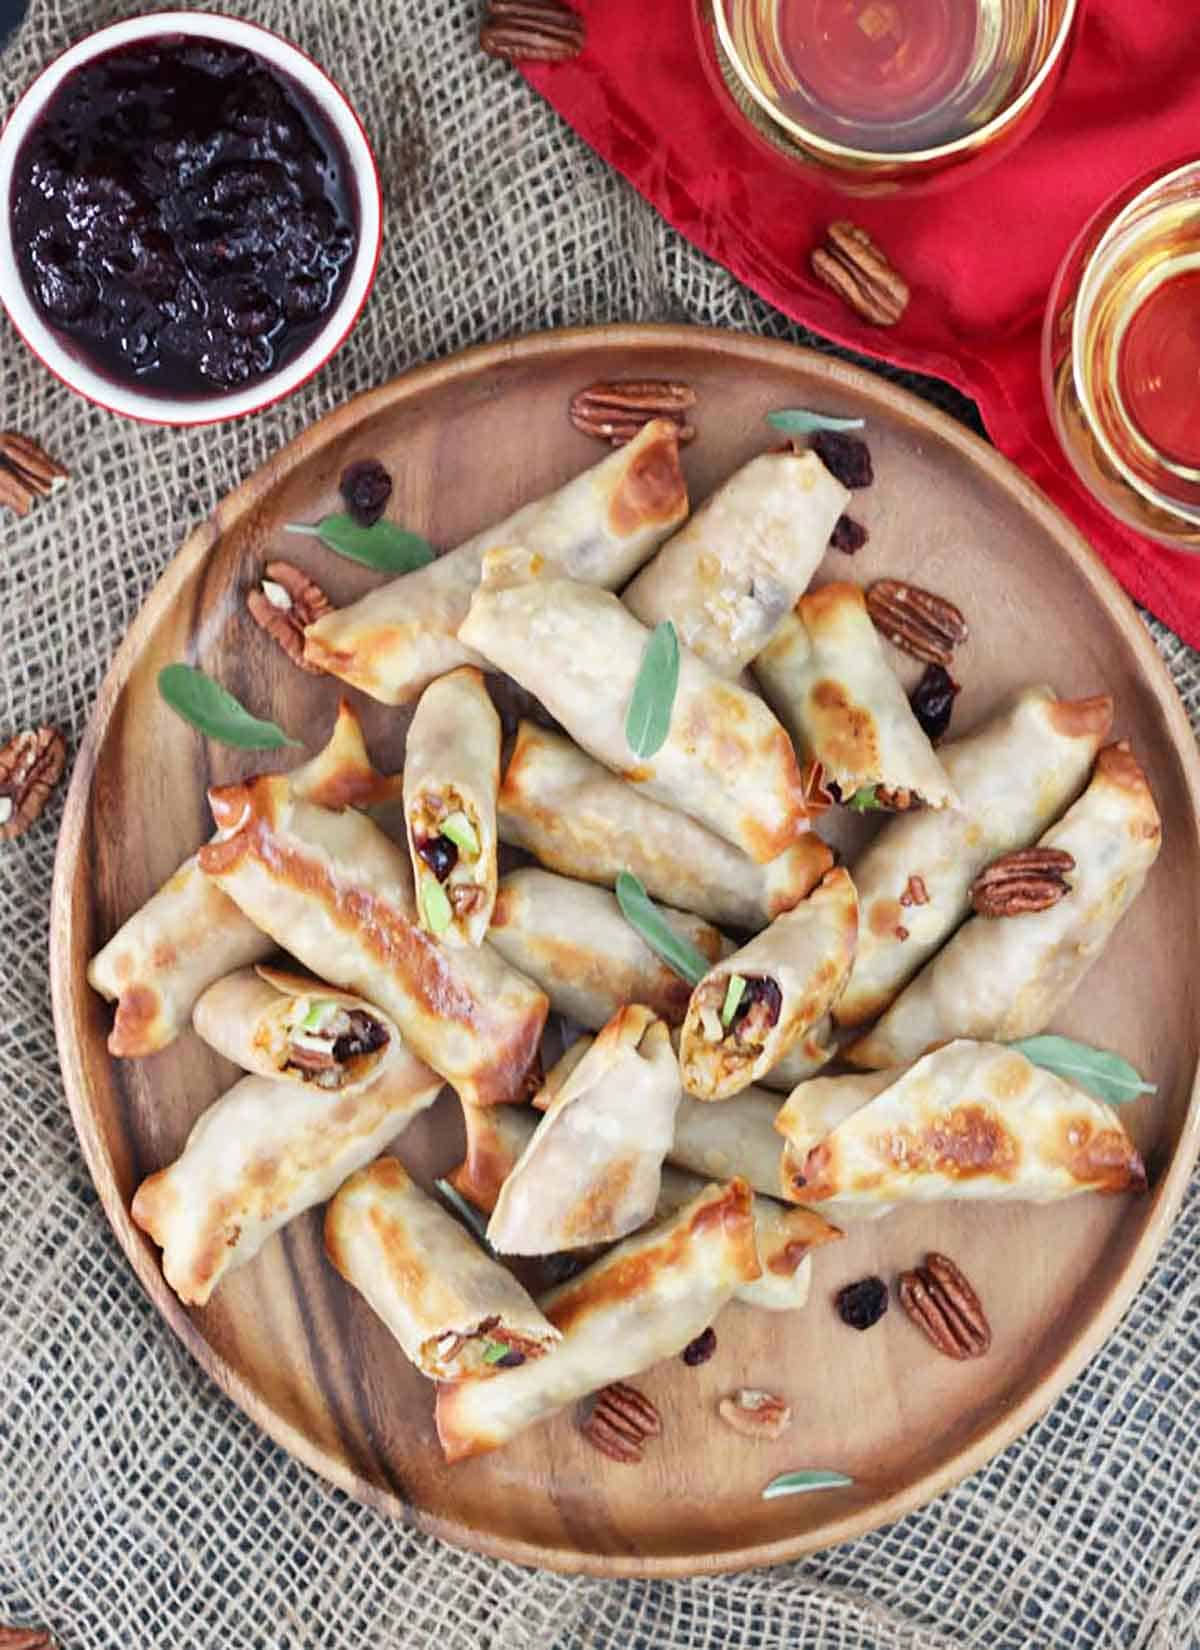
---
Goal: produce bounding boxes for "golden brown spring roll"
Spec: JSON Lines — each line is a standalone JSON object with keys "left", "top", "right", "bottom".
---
{"left": 132, "top": 1054, "right": 443, "bottom": 1306}
{"left": 199, "top": 777, "right": 547, "bottom": 1105}
{"left": 487, "top": 867, "right": 731, "bottom": 1030}
{"left": 458, "top": 548, "right": 810, "bottom": 863}
{"left": 846, "top": 743, "right": 1162, "bottom": 1069}
{"left": 498, "top": 721, "right": 833, "bottom": 930}
{"left": 623, "top": 449, "right": 849, "bottom": 677}
{"left": 435, "top": 1179, "right": 760, "bottom": 1461}
{"left": 835, "top": 687, "right": 1114, "bottom": 1029}
{"left": 303, "top": 420, "right": 688, "bottom": 702}
{"left": 679, "top": 868, "right": 858, "bottom": 1100}
{"left": 403, "top": 667, "right": 500, "bottom": 947}
{"left": 754, "top": 582, "right": 958, "bottom": 809}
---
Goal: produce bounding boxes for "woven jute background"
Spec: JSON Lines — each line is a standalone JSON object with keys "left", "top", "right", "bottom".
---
{"left": 2, "top": 2, "right": 1199, "bottom": 1646}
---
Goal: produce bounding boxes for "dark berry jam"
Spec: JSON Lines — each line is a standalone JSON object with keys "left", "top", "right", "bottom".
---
{"left": 10, "top": 37, "right": 359, "bottom": 398}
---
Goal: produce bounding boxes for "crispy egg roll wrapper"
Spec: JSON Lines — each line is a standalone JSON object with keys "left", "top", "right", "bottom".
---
{"left": 435, "top": 1178, "right": 760, "bottom": 1461}
{"left": 303, "top": 420, "right": 688, "bottom": 703}
{"left": 403, "top": 667, "right": 500, "bottom": 947}
{"left": 88, "top": 701, "right": 398, "bottom": 1057}
{"left": 131, "top": 1056, "right": 443, "bottom": 1307}
{"left": 498, "top": 721, "right": 833, "bottom": 930}
{"left": 199, "top": 777, "right": 547, "bottom": 1106}
{"left": 488, "top": 867, "right": 732, "bottom": 1030}
{"left": 775, "top": 1040, "right": 1146, "bottom": 1207}
{"left": 458, "top": 548, "right": 809, "bottom": 863}
{"left": 754, "top": 582, "right": 958, "bottom": 809}
{"left": 324, "top": 1157, "right": 559, "bottom": 1380}
{"left": 623, "top": 449, "right": 849, "bottom": 677}
{"left": 679, "top": 867, "right": 858, "bottom": 1100}
{"left": 847, "top": 743, "right": 1162, "bottom": 1069}
{"left": 835, "top": 686, "right": 1114, "bottom": 1029}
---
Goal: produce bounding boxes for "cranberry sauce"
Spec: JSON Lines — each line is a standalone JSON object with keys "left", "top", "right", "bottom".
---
{"left": 10, "top": 37, "right": 359, "bottom": 397}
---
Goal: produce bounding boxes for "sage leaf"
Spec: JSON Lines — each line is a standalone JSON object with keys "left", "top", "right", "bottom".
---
{"left": 284, "top": 513, "right": 435, "bottom": 574}
{"left": 767, "top": 409, "right": 866, "bottom": 436}
{"left": 158, "top": 664, "right": 302, "bottom": 750}
{"left": 625, "top": 620, "right": 679, "bottom": 759}
{"left": 420, "top": 873, "right": 453, "bottom": 935}
{"left": 847, "top": 784, "right": 882, "bottom": 812}
{"left": 434, "top": 1179, "right": 493, "bottom": 1246}
{"left": 762, "top": 1470, "right": 854, "bottom": 1501}
{"left": 721, "top": 974, "right": 747, "bottom": 1027}
{"left": 615, "top": 871, "right": 711, "bottom": 988}
{"left": 1009, "top": 1035, "right": 1157, "bottom": 1105}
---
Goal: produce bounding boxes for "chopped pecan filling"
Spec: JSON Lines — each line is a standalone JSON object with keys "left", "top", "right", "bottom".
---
{"left": 695, "top": 975, "right": 783, "bottom": 1080}
{"left": 412, "top": 788, "right": 485, "bottom": 924}
{"left": 283, "top": 1002, "right": 388, "bottom": 1087}
{"left": 432, "top": 1316, "right": 541, "bottom": 1376}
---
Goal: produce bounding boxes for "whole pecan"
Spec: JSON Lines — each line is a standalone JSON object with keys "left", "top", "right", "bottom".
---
{"left": 580, "top": 1381, "right": 661, "bottom": 1463}
{"left": 480, "top": 0, "right": 585, "bottom": 62}
{"left": 0, "top": 1628, "right": 58, "bottom": 1650}
{"left": 866, "top": 579, "right": 968, "bottom": 669}
{"left": 570, "top": 381, "right": 697, "bottom": 446}
{"left": 0, "top": 727, "right": 66, "bottom": 840}
{"left": 898, "top": 1252, "right": 991, "bottom": 1360}
{"left": 718, "top": 1388, "right": 792, "bottom": 1440}
{"left": 970, "top": 847, "right": 1075, "bottom": 917}
{"left": 247, "top": 561, "right": 333, "bottom": 674}
{"left": 0, "top": 432, "right": 69, "bottom": 517}
{"left": 812, "top": 222, "right": 910, "bottom": 328}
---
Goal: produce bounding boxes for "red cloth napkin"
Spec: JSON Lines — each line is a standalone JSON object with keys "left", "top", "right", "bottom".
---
{"left": 520, "top": 1, "right": 1200, "bottom": 644}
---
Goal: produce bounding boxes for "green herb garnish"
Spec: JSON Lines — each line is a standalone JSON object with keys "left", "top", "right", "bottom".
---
{"left": 481, "top": 1340, "right": 511, "bottom": 1365}
{"left": 440, "top": 809, "right": 480, "bottom": 857}
{"left": 420, "top": 874, "right": 453, "bottom": 936}
{"left": 283, "top": 514, "right": 435, "bottom": 574}
{"left": 846, "top": 785, "right": 882, "bottom": 812}
{"left": 767, "top": 410, "right": 866, "bottom": 437}
{"left": 762, "top": 1470, "right": 854, "bottom": 1501}
{"left": 721, "top": 975, "right": 747, "bottom": 1027}
{"left": 158, "top": 664, "right": 301, "bottom": 751}
{"left": 1009, "top": 1036, "right": 1157, "bottom": 1106}
{"left": 615, "top": 871, "right": 711, "bottom": 987}
{"left": 625, "top": 620, "right": 680, "bottom": 760}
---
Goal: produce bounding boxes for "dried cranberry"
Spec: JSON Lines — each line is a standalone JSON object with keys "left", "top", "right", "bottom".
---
{"left": 812, "top": 430, "right": 873, "bottom": 489}
{"left": 416, "top": 834, "right": 457, "bottom": 881}
{"left": 494, "top": 1349, "right": 526, "bottom": 1368}
{"left": 829, "top": 514, "right": 869, "bottom": 554}
{"left": 340, "top": 459, "right": 393, "bottom": 527}
{"left": 681, "top": 1327, "right": 717, "bottom": 1366}
{"left": 731, "top": 976, "right": 783, "bottom": 1032}
{"left": 910, "top": 664, "right": 961, "bottom": 743}
{"left": 332, "top": 1012, "right": 390, "bottom": 1062}
{"left": 835, "top": 1276, "right": 889, "bottom": 1331}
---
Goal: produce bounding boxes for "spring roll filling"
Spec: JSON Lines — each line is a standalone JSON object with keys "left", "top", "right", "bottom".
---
{"left": 693, "top": 974, "right": 783, "bottom": 1078}
{"left": 429, "top": 1314, "right": 545, "bottom": 1377}
{"left": 411, "top": 784, "right": 487, "bottom": 930}
{"left": 270, "top": 997, "right": 390, "bottom": 1088}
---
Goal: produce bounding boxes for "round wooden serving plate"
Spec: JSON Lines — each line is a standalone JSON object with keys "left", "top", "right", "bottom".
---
{"left": 51, "top": 325, "right": 1200, "bottom": 1577}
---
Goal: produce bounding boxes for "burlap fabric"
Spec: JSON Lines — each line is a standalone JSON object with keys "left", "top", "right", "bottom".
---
{"left": 2, "top": 1, "right": 1199, "bottom": 1644}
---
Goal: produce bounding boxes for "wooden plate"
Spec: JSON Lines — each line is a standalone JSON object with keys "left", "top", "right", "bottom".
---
{"left": 51, "top": 324, "right": 1200, "bottom": 1577}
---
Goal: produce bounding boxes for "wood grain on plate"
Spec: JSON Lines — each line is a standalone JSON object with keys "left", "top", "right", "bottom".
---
{"left": 50, "top": 325, "right": 1200, "bottom": 1576}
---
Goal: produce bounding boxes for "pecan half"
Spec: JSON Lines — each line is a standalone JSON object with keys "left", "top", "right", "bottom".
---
{"left": 0, "top": 432, "right": 69, "bottom": 517}
{"left": 970, "top": 847, "right": 1075, "bottom": 917}
{"left": 898, "top": 1252, "right": 991, "bottom": 1360}
{"left": 811, "top": 221, "right": 910, "bottom": 328}
{"left": 866, "top": 579, "right": 968, "bottom": 669}
{"left": 580, "top": 1381, "right": 661, "bottom": 1463}
{"left": 0, "top": 1628, "right": 58, "bottom": 1650}
{"left": 570, "top": 381, "right": 697, "bottom": 446}
{"left": 480, "top": 0, "right": 585, "bottom": 62}
{"left": 718, "top": 1388, "right": 792, "bottom": 1440}
{"left": 0, "top": 727, "right": 66, "bottom": 840}
{"left": 247, "top": 561, "right": 333, "bottom": 674}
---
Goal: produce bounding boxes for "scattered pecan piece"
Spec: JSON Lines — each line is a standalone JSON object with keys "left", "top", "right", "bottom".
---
{"left": 681, "top": 1326, "right": 717, "bottom": 1366}
{"left": 718, "top": 1388, "right": 792, "bottom": 1440}
{"left": 0, "top": 727, "right": 66, "bottom": 840}
{"left": 812, "top": 429, "right": 873, "bottom": 489}
{"left": 970, "top": 847, "right": 1075, "bottom": 917}
{"left": 580, "top": 1381, "right": 661, "bottom": 1463}
{"left": 898, "top": 1252, "right": 991, "bottom": 1360}
{"left": 866, "top": 579, "right": 968, "bottom": 669}
{"left": 829, "top": 513, "right": 869, "bottom": 554}
{"left": 811, "top": 221, "right": 910, "bottom": 328}
{"left": 900, "top": 874, "right": 929, "bottom": 908}
{"left": 910, "top": 662, "right": 960, "bottom": 742}
{"left": 570, "top": 381, "right": 697, "bottom": 446}
{"left": 247, "top": 561, "right": 333, "bottom": 675}
{"left": 835, "top": 1275, "right": 889, "bottom": 1331}
{"left": 800, "top": 759, "right": 836, "bottom": 818}
{"left": 0, "top": 432, "right": 69, "bottom": 517}
{"left": 480, "top": 0, "right": 585, "bottom": 62}
{"left": 0, "top": 1626, "right": 58, "bottom": 1649}
{"left": 875, "top": 784, "right": 918, "bottom": 812}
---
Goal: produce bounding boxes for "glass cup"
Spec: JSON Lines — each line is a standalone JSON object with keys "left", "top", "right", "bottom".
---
{"left": 1042, "top": 159, "right": 1200, "bottom": 550}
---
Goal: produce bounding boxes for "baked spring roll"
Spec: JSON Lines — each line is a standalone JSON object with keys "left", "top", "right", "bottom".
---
{"left": 775, "top": 1040, "right": 1147, "bottom": 1207}
{"left": 199, "top": 777, "right": 547, "bottom": 1105}
{"left": 325, "top": 1158, "right": 559, "bottom": 1379}
{"left": 846, "top": 742, "right": 1162, "bottom": 1069}
{"left": 404, "top": 666, "right": 500, "bottom": 947}
{"left": 435, "top": 1179, "right": 760, "bottom": 1461}
{"left": 754, "top": 583, "right": 958, "bottom": 810}
{"left": 132, "top": 1054, "right": 443, "bottom": 1306}
{"left": 679, "top": 867, "right": 858, "bottom": 1100}
{"left": 835, "top": 687, "right": 1114, "bottom": 1028}
{"left": 498, "top": 721, "right": 833, "bottom": 930}
{"left": 458, "top": 548, "right": 810, "bottom": 863}
{"left": 303, "top": 419, "right": 688, "bottom": 702}
{"left": 623, "top": 449, "right": 849, "bottom": 677}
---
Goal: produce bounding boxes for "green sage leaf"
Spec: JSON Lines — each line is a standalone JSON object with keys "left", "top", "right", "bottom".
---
{"left": 420, "top": 873, "right": 454, "bottom": 935}
{"left": 158, "top": 664, "right": 302, "bottom": 750}
{"left": 615, "top": 871, "right": 711, "bottom": 988}
{"left": 440, "top": 809, "right": 480, "bottom": 857}
{"left": 283, "top": 513, "right": 435, "bottom": 574}
{"left": 1009, "top": 1035, "right": 1157, "bottom": 1105}
{"left": 762, "top": 1470, "right": 854, "bottom": 1501}
{"left": 625, "top": 620, "right": 679, "bottom": 759}
{"left": 721, "top": 975, "right": 747, "bottom": 1027}
{"left": 767, "top": 409, "right": 866, "bottom": 436}
{"left": 846, "top": 785, "right": 882, "bottom": 812}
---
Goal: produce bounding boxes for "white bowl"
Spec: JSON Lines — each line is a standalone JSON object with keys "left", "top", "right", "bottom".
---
{"left": 0, "top": 11, "right": 382, "bottom": 425}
